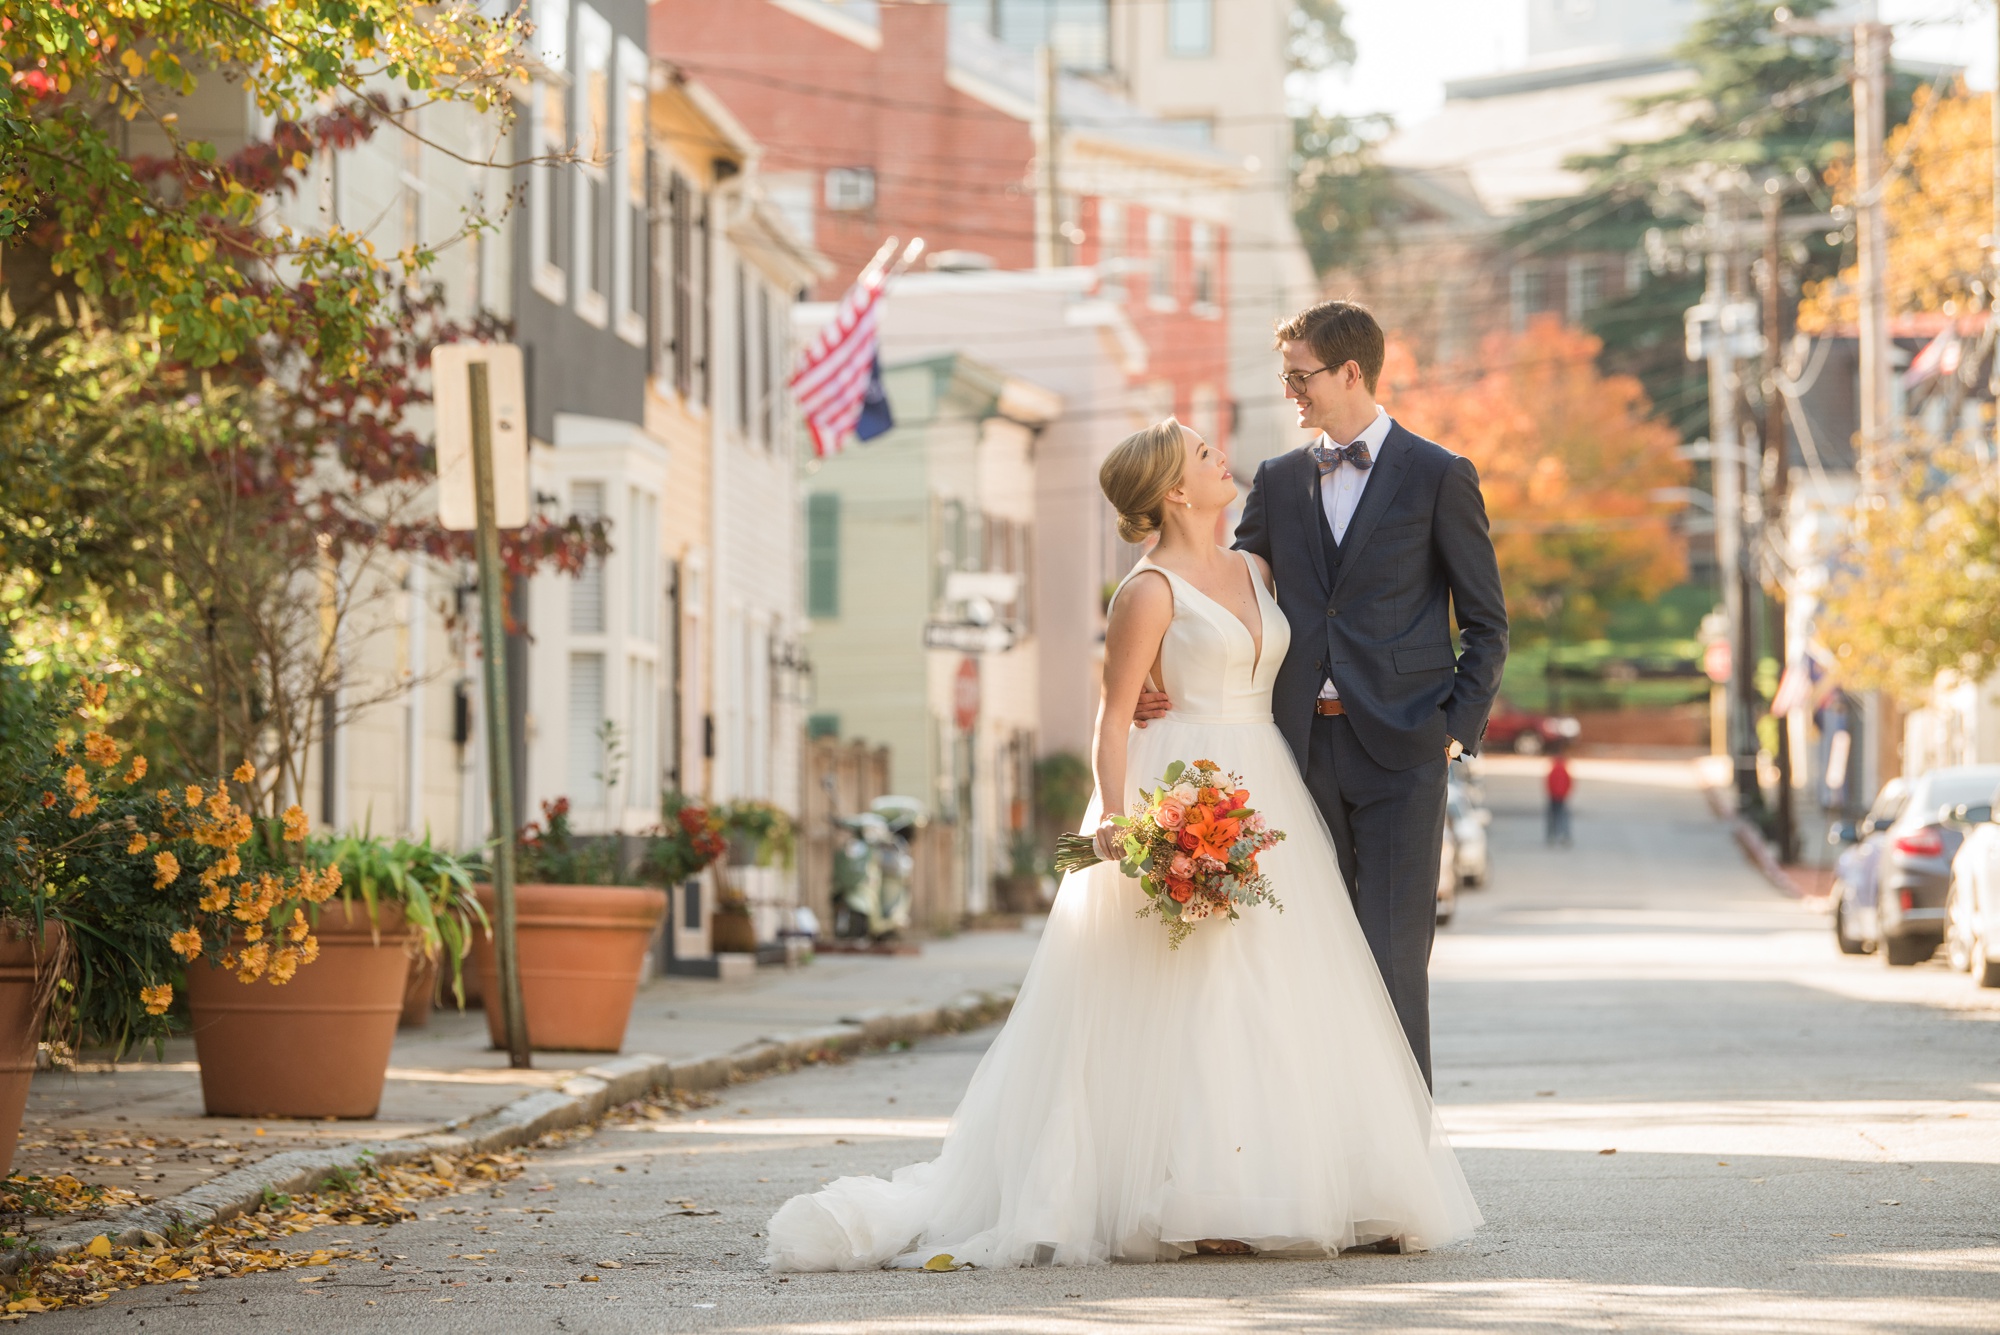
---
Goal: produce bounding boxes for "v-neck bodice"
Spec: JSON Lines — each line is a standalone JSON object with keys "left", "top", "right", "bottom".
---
{"left": 1112, "top": 550, "right": 1291, "bottom": 724}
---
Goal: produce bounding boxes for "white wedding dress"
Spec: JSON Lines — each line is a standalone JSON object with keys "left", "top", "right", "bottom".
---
{"left": 766, "top": 551, "right": 1482, "bottom": 1270}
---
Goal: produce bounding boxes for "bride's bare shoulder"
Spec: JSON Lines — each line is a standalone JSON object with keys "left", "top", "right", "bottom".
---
{"left": 1109, "top": 566, "right": 1173, "bottom": 622}
{"left": 1240, "top": 549, "right": 1275, "bottom": 593}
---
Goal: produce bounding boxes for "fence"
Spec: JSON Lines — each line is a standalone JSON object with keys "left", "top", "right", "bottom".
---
{"left": 800, "top": 736, "right": 961, "bottom": 935}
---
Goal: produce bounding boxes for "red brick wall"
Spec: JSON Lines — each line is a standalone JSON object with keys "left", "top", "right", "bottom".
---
{"left": 653, "top": 0, "right": 1035, "bottom": 295}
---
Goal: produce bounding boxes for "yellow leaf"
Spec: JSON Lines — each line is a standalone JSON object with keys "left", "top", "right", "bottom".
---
{"left": 84, "top": 1234, "right": 112, "bottom": 1259}
{"left": 121, "top": 49, "right": 144, "bottom": 78}
{"left": 168, "top": 1268, "right": 192, "bottom": 1280}
{"left": 921, "top": 1253, "right": 959, "bottom": 1271}
{"left": 291, "top": 151, "right": 308, "bottom": 170}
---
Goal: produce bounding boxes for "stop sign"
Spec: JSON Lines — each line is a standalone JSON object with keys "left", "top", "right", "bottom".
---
{"left": 1703, "top": 637, "right": 1732, "bottom": 684}
{"left": 953, "top": 656, "right": 981, "bottom": 732}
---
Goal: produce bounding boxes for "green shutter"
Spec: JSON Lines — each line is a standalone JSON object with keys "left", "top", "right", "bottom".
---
{"left": 807, "top": 493, "right": 841, "bottom": 618}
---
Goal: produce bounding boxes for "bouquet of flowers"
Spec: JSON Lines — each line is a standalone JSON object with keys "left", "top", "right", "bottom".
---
{"left": 1053, "top": 759, "right": 1284, "bottom": 948}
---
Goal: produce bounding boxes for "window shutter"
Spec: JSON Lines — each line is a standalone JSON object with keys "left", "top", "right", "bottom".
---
{"left": 806, "top": 493, "right": 840, "bottom": 619}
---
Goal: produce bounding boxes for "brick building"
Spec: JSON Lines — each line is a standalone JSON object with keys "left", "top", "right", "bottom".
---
{"left": 651, "top": 0, "right": 1240, "bottom": 447}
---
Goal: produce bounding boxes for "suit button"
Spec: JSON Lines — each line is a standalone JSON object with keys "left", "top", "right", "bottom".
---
{"left": 1326, "top": 607, "right": 1337, "bottom": 618}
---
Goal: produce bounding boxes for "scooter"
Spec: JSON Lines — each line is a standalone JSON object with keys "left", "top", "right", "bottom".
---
{"left": 831, "top": 796, "right": 927, "bottom": 940}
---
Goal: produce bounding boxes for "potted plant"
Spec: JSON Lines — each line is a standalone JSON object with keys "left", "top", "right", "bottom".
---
{"left": 714, "top": 800, "right": 795, "bottom": 955}
{"left": 0, "top": 676, "right": 343, "bottom": 1145}
{"left": 311, "top": 832, "right": 485, "bottom": 1028}
{"left": 467, "top": 798, "right": 666, "bottom": 1053}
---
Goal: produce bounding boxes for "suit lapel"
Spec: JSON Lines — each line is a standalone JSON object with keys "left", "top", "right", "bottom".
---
{"left": 1292, "top": 449, "right": 1332, "bottom": 594}
{"left": 1330, "top": 422, "right": 1415, "bottom": 601}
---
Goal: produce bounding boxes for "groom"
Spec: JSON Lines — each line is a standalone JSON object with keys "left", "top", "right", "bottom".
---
{"left": 1141, "top": 300, "right": 1507, "bottom": 1087}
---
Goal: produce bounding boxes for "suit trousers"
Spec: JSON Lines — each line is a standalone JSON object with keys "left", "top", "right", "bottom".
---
{"left": 1305, "top": 712, "right": 1449, "bottom": 1088}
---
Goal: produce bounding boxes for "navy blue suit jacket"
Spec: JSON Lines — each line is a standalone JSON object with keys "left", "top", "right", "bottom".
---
{"left": 1234, "top": 421, "right": 1509, "bottom": 773}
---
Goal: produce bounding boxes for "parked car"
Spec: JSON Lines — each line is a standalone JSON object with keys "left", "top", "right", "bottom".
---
{"left": 1945, "top": 788, "right": 2000, "bottom": 986}
{"left": 1832, "top": 765, "right": 2000, "bottom": 966}
{"left": 1446, "top": 783, "right": 1491, "bottom": 887}
{"left": 1482, "top": 698, "right": 1582, "bottom": 755}
{"left": 1436, "top": 822, "right": 1458, "bottom": 927}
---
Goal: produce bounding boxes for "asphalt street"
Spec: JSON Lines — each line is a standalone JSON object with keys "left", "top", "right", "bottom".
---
{"left": 36, "top": 756, "right": 2000, "bottom": 1333}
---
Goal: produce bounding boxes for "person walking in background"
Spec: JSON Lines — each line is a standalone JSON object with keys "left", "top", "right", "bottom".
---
{"left": 1546, "top": 752, "right": 1573, "bottom": 847}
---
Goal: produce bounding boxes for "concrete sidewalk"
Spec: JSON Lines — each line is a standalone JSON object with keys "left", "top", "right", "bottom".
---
{"left": 12, "top": 928, "right": 1041, "bottom": 1222}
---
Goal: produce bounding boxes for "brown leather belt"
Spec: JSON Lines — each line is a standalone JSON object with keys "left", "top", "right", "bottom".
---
{"left": 1315, "top": 699, "right": 1346, "bottom": 716}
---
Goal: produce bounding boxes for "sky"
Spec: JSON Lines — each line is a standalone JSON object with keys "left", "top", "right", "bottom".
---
{"left": 1311, "top": 0, "right": 1999, "bottom": 130}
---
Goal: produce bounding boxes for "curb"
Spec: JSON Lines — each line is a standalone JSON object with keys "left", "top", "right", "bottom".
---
{"left": 1693, "top": 761, "right": 1824, "bottom": 904}
{"left": 2, "top": 984, "right": 1017, "bottom": 1273}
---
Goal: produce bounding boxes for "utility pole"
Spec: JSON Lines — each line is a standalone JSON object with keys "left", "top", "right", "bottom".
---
{"left": 1762, "top": 185, "right": 1798, "bottom": 862}
{"left": 1854, "top": 2, "right": 1893, "bottom": 473}
{"left": 1698, "top": 182, "right": 1758, "bottom": 811}
{"left": 1990, "top": 1, "right": 2000, "bottom": 461}
{"left": 1035, "top": 44, "right": 1061, "bottom": 270}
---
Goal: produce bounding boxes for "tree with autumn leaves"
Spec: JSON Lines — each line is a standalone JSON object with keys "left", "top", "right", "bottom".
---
{"left": 1384, "top": 317, "right": 1690, "bottom": 651}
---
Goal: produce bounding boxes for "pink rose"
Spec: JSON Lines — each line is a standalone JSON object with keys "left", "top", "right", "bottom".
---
{"left": 1153, "top": 798, "right": 1186, "bottom": 830}
{"left": 1169, "top": 853, "right": 1195, "bottom": 880}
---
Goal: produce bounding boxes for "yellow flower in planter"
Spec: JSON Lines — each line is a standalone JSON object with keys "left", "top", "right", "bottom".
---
{"left": 267, "top": 947, "right": 301, "bottom": 985}
{"left": 139, "top": 984, "right": 172, "bottom": 1016}
{"left": 235, "top": 943, "right": 270, "bottom": 983}
{"left": 286, "top": 909, "right": 310, "bottom": 943}
{"left": 298, "top": 936, "right": 320, "bottom": 966}
{"left": 243, "top": 924, "right": 264, "bottom": 943}
{"left": 281, "top": 805, "right": 308, "bottom": 843}
{"left": 152, "top": 851, "right": 180, "bottom": 889}
{"left": 184, "top": 785, "right": 203, "bottom": 807}
{"left": 169, "top": 929, "right": 202, "bottom": 961}
{"left": 198, "top": 882, "right": 230, "bottom": 913}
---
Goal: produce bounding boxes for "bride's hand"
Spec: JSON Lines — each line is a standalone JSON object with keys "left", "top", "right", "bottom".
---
{"left": 1093, "top": 816, "right": 1125, "bottom": 862}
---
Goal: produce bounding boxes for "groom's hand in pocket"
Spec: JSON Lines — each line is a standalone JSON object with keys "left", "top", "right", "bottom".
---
{"left": 1132, "top": 690, "right": 1173, "bottom": 728}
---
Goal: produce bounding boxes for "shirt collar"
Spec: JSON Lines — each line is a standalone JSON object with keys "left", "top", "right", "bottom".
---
{"left": 1316, "top": 406, "right": 1392, "bottom": 459}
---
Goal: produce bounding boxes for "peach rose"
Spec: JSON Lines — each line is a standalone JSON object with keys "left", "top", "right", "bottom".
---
{"left": 1169, "top": 853, "right": 1195, "bottom": 880}
{"left": 1153, "top": 798, "right": 1187, "bottom": 830}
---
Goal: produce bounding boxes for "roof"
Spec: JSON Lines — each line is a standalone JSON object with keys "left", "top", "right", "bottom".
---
{"left": 1379, "top": 61, "right": 1695, "bottom": 220}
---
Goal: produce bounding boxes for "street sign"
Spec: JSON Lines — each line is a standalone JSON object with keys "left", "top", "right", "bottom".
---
{"left": 953, "top": 656, "right": 980, "bottom": 732}
{"left": 924, "top": 621, "right": 1017, "bottom": 654}
{"left": 434, "top": 342, "right": 529, "bottom": 531}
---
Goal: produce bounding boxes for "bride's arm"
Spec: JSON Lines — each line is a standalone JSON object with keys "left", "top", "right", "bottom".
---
{"left": 1091, "top": 571, "right": 1174, "bottom": 858}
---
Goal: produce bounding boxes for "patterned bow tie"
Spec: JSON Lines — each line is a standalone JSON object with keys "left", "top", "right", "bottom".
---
{"left": 1310, "top": 439, "right": 1373, "bottom": 475}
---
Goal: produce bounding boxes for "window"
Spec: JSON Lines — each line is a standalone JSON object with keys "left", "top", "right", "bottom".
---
{"left": 824, "top": 166, "right": 876, "bottom": 212}
{"left": 1146, "top": 211, "right": 1174, "bottom": 308}
{"left": 628, "top": 488, "right": 657, "bottom": 641}
{"left": 1164, "top": 116, "right": 1214, "bottom": 144}
{"left": 756, "top": 283, "right": 774, "bottom": 447}
{"left": 1509, "top": 264, "right": 1546, "bottom": 330}
{"left": 1566, "top": 254, "right": 1601, "bottom": 323}
{"left": 570, "top": 481, "right": 606, "bottom": 634}
{"left": 733, "top": 262, "right": 750, "bottom": 436}
{"left": 571, "top": 4, "right": 612, "bottom": 327}
{"left": 399, "top": 133, "right": 427, "bottom": 263}
{"left": 612, "top": 37, "right": 647, "bottom": 346}
{"left": 1190, "top": 221, "right": 1217, "bottom": 311}
{"left": 1167, "top": 0, "right": 1212, "bottom": 56}
{"left": 657, "top": 171, "right": 701, "bottom": 399}
{"left": 1096, "top": 199, "right": 1124, "bottom": 301}
{"left": 966, "top": 0, "right": 1110, "bottom": 71}
{"left": 807, "top": 493, "right": 841, "bottom": 618}
{"left": 627, "top": 656, "right": 657, "bottom": 813}
{"left": 567, "top": 652, "right": 607, "bottom": 807}
{"left": 528, "top": 0, "right": 569, "bottom": 304}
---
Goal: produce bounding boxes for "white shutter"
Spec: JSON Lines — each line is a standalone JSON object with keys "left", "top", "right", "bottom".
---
{"left": 567, "top": 651, "right": 606, "bottom": 807}
{"left": 570, "top": 481, "right": 605, "bottom": 634}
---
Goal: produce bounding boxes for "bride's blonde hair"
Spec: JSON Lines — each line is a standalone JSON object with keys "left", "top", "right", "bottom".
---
{"left": 1099, "top": 417, "right": 1187, "bottom": 544}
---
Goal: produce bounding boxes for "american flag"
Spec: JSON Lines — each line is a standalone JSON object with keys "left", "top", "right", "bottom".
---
{"left": 792, "top": 244, "right": 907, "bottom": 458}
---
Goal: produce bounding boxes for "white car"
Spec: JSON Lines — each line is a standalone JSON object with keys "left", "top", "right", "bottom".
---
{"left": 1436, "top": 823, "right": 1458, "bottom": 927}
{"left": 1946, "top": 798, "right": 2000, "bottom": 986}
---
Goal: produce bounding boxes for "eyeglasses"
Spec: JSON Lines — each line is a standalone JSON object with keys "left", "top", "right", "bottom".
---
{"left": 1278, "top": 362, "right": 1345, "bottom": 394}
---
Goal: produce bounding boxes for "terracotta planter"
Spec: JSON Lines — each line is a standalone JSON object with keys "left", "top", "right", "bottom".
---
{"left": 711, "top": 907, "right": 758, "bottom": 954}
{"left": 469, "top": 883, "right": 666, "bottom": 1053}
{"left": 400, "top": 951, "right": 438, "bottom": 1028}
{"left": 186, "top": 901, "right": 411, "bottom": 1119}
{"left": 0, "top": 922, "right": 63, "bottom": 1173}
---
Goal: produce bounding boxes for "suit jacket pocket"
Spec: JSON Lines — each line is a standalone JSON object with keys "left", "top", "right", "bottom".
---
{"left": 1393, "top": 642, "right": 1457, "bottom": 673}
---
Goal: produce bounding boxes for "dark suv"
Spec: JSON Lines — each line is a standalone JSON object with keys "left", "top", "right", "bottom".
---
{"left": 1834, "top": 765, "right": 2000, "bottom": 966}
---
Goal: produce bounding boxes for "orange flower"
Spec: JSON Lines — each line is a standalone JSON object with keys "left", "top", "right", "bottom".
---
{"left": 280, "top": 804, "right": 308, "bottom": 843}
{"left": 124, "top": 755, "right": 148, "bottom": 784}
{"left": 266, "top": 948, "right": 301, "bottom": 985}
{"left": 286, "top": 908, "right": 310, "bottom": 943}
{"left": 1182, "top": 809, "right": 1241, "bottom": 862}
{"left": 124, "top": 831, "right": 148, "bottom": 855}
{"left": 1228, "top": 789, "right": 1250, "bottom": 811}
{"left": 243, "top": 924, "right": 264, "bottom": 943}
{"left": 1197, "top": 786, "right": 1220, "bottom": 806}
{"left": 232, "top": 759, "right": 255, "bottom": 783}
{"left": 82, "top": 731, "right": 120, "bottom": 768}
{"left": 298, "top": 935, "right": 321, "bottom": 966}
{"left": 80, "top": 680, "right": 108, "bottom": 712}
{"left": 198, "top": 883, "right": 230, "bottom": 912}
{"left": 169, "top": 928, "right": 203, "bottom": 961}
{"left": 139, "top": 983, "right": 172, "bottom": 1016}
{"left": 152, "top": 851, "right": 180, "bottom": 889}
{"left": 183, "top": 785, "right": 203, "bottom": 807}
{"left": 235, "top": 942, "right": 270, "bottom": 983}
{"left": 1167, "top": 879, "right": 1194, "bottom": 903}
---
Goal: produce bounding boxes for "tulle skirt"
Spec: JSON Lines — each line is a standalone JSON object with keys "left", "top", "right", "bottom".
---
{"left": 765, "top": 714, "right": 1483, "bottom": 1270}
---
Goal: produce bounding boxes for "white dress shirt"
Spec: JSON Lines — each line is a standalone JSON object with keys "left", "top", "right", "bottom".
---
{"left": 1318, "top": 406, "right": 1393, "bottom": 700}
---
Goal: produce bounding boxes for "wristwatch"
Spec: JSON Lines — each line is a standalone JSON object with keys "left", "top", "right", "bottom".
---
{"left": 1446, "top": 738, "right": 1465, "bottom": 761}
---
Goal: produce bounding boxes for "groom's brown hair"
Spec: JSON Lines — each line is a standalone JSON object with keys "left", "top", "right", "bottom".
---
{"left": 1275, "top": 300, "right": 1385, "bottom": 393}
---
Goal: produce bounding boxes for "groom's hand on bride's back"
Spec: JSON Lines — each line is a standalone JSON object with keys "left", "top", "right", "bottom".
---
{"left": 1133, "top": 690, "right": 1173, "bottom": 728}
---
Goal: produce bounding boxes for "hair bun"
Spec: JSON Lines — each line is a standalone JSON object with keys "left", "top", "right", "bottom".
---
{"left": 1100, "top": 417, "right": 1186, "bottom": 548}
{"left": 1116, "top": 510, "right": 1159, "bottom": 544}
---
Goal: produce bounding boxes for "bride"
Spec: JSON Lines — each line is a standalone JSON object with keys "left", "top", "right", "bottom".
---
{"left": 766, "top": 418, "right": 1482, "bottom": 1270}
